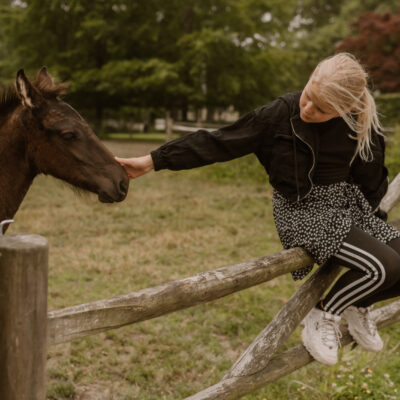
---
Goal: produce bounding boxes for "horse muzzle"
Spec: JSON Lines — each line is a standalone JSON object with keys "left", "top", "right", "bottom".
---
{"left": 98, "top": 177, "right": 129, "bottom": 203}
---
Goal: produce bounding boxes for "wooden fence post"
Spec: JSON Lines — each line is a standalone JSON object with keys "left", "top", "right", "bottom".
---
{"left": 0, "top": 234, "right": 48, "bottom": 400}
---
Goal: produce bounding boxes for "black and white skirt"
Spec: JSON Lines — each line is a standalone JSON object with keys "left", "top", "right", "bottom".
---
{"left": 273, "top": 181, "right": 400, "bottom": 280}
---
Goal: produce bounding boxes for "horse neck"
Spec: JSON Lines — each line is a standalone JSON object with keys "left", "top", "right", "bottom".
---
{"left": 0, "top": 111, "right": 36, "bottom": 222}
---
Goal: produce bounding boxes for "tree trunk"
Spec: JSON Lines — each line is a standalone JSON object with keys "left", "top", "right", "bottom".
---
{"left": 94, "top": 101, "right": 104, "bottom": 135}
{"left": 165, "top": 110, "right": 173, "bottom": 142}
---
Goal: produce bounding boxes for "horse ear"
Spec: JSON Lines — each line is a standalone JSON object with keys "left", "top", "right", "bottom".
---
{"left": 15, "top": 69, "right": 43, "bottom": 108}
{"left": 36, "top": 66, "right": 54, "bottom": 88}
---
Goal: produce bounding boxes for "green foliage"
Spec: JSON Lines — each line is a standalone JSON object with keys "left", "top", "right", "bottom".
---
{"left": 46, "top": 381, "right": 75, "bottom": 400}
{"left": 278, "top": 347, "right": 400, "bottom": 400}
{"left": 0, "top": 0, "right": 399, "bottom": 129}
{"left": 0, "top": 0, "right": 300, "bottom": 120}
{"left": 0, "top": 2, "right": 20, "bottom": 82}
{"left": 337, "top": 10, "right": 400, "bottom": 93}
{"left": 288, "top": 0, "right": 400, "bottom": 85}
{"left": 376, "top": 93, "right": 400, "bottom": 127}
{"left": 385, "top": 126, "right": 400, "bottom": 181}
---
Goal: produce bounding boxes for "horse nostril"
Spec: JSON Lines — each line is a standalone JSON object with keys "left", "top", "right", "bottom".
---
{"left": 119, "top": 180, "right": 128, "bottom": 196}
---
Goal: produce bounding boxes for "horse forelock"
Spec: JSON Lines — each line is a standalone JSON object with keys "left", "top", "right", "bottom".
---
{"left": 34, "top": 78, "right": 69, "bottom": 99}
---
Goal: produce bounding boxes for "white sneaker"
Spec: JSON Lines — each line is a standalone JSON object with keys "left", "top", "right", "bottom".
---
{"left": 342, "top": 306, "right": 383, "bottom": 352}
{"left": 301, "top": 307, "right": 342, "bottom": 365}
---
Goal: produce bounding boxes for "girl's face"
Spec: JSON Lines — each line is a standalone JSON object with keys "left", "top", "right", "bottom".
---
{"left": 299, "top": 82, "right": 340, "bottom": 123}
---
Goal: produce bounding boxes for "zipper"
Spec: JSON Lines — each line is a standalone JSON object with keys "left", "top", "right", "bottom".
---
{"left": 290, "top": 117, "right": 316, "bottom": 202}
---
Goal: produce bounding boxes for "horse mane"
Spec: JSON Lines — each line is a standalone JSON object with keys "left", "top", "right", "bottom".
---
{"left": 0, "top": 85, "right": 20, "bottom": 117}
{"left": 0, "top": 75, "right": 69, "bottom": 117}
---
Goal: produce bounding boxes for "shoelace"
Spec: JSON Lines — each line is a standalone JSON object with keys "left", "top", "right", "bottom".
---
{"left": 320, "top": 317, "right": 342, "bottom": 348}
{"left": 360, "top": 307, "right": 377, "bottom": 336}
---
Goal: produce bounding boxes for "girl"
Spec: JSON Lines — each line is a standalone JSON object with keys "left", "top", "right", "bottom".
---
{"left": 116, "top": 53, "right": 400, "bottom": 366}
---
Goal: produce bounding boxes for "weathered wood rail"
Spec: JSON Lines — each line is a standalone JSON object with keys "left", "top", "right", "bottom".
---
{"left": 47, "top": 246, "right": 314, "bottom": 345}
{"left": 1, "top": 173, "right": 400, "bottom": 400}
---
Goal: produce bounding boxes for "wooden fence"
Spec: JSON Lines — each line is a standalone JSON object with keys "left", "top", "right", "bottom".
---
{"left": 1, "top": 173, "right": 400, "bottom": 400}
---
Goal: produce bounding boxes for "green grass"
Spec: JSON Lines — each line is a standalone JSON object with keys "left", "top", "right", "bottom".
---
{"left": 105, "top": 132, "right": 181, "bottom": 142}
{"left": 8, "top": 128, "right": 400, "bottom": 399}
{"left": 386, "top": 126, "right": 400, "bottom": 181}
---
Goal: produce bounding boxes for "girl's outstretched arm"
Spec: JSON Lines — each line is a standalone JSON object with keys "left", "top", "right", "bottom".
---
{"left": 117, "top": 98, "right": 284, "bottom": 175}
{"left": 115, "top": 155, "right": 154, "bottom": 179}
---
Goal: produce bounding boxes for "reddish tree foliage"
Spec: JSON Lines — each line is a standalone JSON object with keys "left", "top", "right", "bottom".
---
{"left": 336, "top": 9, "right": 400, "bottom": 93}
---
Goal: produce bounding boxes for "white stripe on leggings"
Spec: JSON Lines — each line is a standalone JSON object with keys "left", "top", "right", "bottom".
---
{"left": 334, "top": 243, "right": 386, "bottom": 314}
{"left": 324, "top": 254, "right": 375, "bottom": 313}
{"left": 323, "top": 245, "right": 378, "bottom": 310}
{"left": 324, "top": 242, "right": 385, "bottom": 314}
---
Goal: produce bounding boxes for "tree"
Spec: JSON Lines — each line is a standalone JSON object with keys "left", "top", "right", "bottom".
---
{"left": 336, "top": 9, "right": 400, "bottom": 93}
{"left": 0, "top": 0, "right": 19, "bottom": 82}
{"left": 4, "top": 0, "right": 371, "bottom": 126}
{"left": 287, "top": 0, "right": 400, "bottom": 86}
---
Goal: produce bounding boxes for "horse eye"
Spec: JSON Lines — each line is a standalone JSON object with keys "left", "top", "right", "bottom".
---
{"left": 60, "top": 131, "right": 76, "bottom": 141}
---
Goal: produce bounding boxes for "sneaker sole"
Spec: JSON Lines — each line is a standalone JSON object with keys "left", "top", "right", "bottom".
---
{"left": 346, "top": 324, "right": 383, "bottom": 353}
{"left": 301, "top": 327, "right": 338, "bottom": 366}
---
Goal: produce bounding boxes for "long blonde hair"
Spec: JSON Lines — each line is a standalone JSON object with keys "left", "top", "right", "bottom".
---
{"left": 309, "top": 52, "right": 383, "bottom": 163}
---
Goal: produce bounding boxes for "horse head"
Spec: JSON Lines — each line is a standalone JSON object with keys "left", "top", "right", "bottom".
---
{"left": 14, "top": 67, "right": 129, "bottom": 203}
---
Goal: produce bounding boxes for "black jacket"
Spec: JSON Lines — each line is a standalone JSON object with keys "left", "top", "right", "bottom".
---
{"left": 151, "top": 91, "right": 388, "bottom": 210}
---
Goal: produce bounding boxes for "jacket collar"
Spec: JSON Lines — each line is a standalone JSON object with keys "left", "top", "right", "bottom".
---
{"left": 290, "top": 114, "right": 319, "bottom": 152}
{"left": 279, "top": 91, "right": 318, "bottom": 151}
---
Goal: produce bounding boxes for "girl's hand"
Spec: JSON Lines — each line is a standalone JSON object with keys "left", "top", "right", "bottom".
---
{"left": 115, "top": 155, "right": 154, "bottom": 179}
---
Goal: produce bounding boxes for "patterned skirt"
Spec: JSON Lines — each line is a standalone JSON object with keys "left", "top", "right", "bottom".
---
{"left": 273, "top": 181, "right": 400, "bottom": 280}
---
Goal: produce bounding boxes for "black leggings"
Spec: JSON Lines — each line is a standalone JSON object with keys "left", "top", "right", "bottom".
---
{"left": 320, "top": 225, "right": 400, "bottom": 315}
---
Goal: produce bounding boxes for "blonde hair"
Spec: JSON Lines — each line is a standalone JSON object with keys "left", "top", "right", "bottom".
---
{"left": 309, "top": 52, "right": 383, "bottom": 163}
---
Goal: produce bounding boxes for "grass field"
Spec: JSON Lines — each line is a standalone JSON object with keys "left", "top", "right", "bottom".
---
{"left": 9, "top": 131, "right": 400, "bottom": 400}
{"left": 105, "top": 132, "right": 181, "bottom": 142}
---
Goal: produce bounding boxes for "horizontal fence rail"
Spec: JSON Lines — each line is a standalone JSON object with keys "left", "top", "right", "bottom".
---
{"left": 48, "top": 247, "right": 315, "bottom": 345}
{"left": 47, "top": 172, "right": 400, "bottom": 346}
{"left": 44, "top": 173, "right": 400, "bottom": 400}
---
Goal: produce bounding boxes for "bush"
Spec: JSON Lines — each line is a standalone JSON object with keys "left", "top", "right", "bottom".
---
{"left": 376, "top": 93, "right": 400, "bottom": 127}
